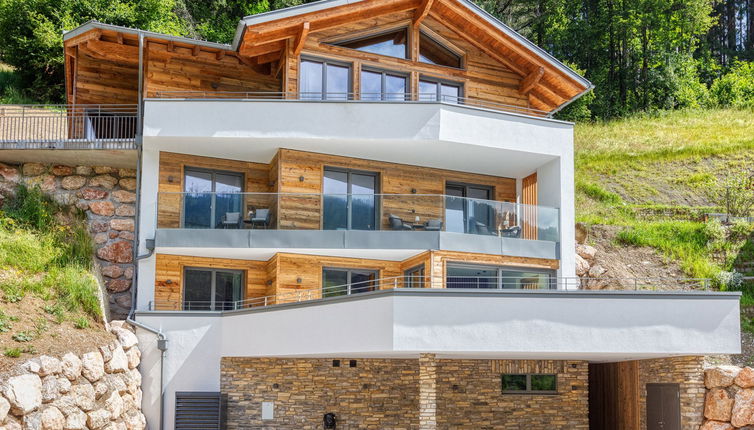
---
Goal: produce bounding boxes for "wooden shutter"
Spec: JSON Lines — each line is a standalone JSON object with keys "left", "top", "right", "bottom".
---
{"left": 521, "top": 173, "right": 538, "bottom": 240}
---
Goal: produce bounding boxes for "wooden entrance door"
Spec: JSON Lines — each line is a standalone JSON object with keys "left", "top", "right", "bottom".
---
{"left": 646, "top": 383, "right": 681, "bottom": 430}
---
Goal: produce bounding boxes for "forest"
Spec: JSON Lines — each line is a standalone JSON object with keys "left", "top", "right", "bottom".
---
{"left": 0, "top": 0, "right": 752, "bottom": 120}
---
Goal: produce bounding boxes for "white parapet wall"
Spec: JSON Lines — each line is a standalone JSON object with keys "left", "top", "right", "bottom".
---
{"left": 134, "top": 289, "right": 740, "bottom": 429}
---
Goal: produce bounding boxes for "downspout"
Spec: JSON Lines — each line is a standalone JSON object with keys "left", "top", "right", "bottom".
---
{"left": 127, "top": 30, "right": 168, "bottom": 430}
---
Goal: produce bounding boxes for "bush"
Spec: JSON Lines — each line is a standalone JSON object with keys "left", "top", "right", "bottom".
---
{"left": 708, "top": 171, "right": 754, "bottom": 218}
{"left": 710, "top": 62, "right": 754, "bottom": 109}
{"left": 730, "top": 219, "right": 754, "bottom": 240}
{"left": 715, "top": 270, "right": 744, "bottom": 291}
{"left": 701, "top": 219, "right": 726, "bottom": 244}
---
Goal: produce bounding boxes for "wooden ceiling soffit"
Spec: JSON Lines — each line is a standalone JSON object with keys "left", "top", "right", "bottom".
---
{"left": 64, "top": 29, "right": 101, "bottom": 47}
{"left": 255, "top": 50, "right": 282, "bottom": 65}
{"left": 519, "top": 67, "right": 544, "bottom": 95}
{"left": 436, "top": 0, "right": 584, "bottom": 95}
{"left": 233, "top": 53, "right": 270, "bottom": 75}
{"left": 240, "top": 0, "right": 417, "bottom": 50}
{"left": 413, "top": 0, "right": 435, "bottom": 26}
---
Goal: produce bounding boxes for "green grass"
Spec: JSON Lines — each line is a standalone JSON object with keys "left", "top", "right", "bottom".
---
{"left": 0, "top": 64, "right": 37, "bottom": 105}
{"left": 0, "top": 184, "right": 101, "bottom": 322}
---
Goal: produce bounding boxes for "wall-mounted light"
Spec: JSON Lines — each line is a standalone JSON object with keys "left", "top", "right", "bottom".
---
{"left": 167, "top": 176, "right": 174, "bottom": 183}
{"left": 272, "top": 383, "right": 279, "bottom": 389}
{"left": 411, "top": 188, "right": 417, "bottom": 194}
{"left": 296, "top": 277, "right": 302, "bottom": 284}
{"left": 266, "top": 280, "right": 273, "bottom": 286}
{"left": 165, "top": 279, "right": 172, "bottom": 285}
{"left": 211, "top": 82, "right": 219, "bottom": 89}
{"left": 299, "top": 176, "right": 305, "bottom": 182}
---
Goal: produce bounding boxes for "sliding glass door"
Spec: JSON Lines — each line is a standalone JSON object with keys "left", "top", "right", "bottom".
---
{"left": 183, "top": 168, "right": 243, "bottom": 229}
{"left": 445, "top": 183, "right": 493, "bottom": 234}
{"left": 323, "top": 167, "right": 379, "bottom": 230}
{"left": 183, "top": 268, "right": 244, "bottom": 311}
{"left": 322, "top": 268, "right": 378, "bottom": 297}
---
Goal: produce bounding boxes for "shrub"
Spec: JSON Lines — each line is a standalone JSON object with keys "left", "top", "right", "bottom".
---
{"left": 708, "top": 171, "right": 754, "bottom": 218}
{"left": 730, "top": 219, "right": 754, "bottom": 240}
{"left": 715, "top": 270, "right": 744, "bottom": 291}
{"left": 710, "top": 62, "right": 754, "bottom": 108}
{"left": 701, "top": 219, "right": 726, "bottom": 244}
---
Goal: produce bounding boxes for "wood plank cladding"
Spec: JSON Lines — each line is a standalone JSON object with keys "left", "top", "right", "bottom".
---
{"left": 157, "top": 152, "right": 272, "bottom": 228}
{"left": 276, "top": 149, "right": 516, "bottom": 230}
{"left": 521, "top": 172, "right": 538, "bottom": 240}
{"left": 153, "top": 250, "right": 558, "bottom": 310}
{"left": 588, "top": 361, "right": 640, "bottom": 430}
{"left": 144, "top": 42, "right": 281, "bottom": 97}
{"left": 154, "top": 254, "right": 268, "bottom": 310}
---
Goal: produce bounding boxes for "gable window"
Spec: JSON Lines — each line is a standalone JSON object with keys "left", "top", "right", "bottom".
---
{"left": 419, "top": 32, "right": 463, "bottom": 68}
{"left": 334, "top": 28, "right": 409, "bottom": 59}
{"left": 323, "top": 268, "right": 378, "bottom": 297}
{"left": 360, "top": 68, "right": 408, "bottom": 101}
{"left": 502, "top": 374, "right": 557, "bottom": 394}
{"left": 183, "top": 268, "right": 244, "bottom": 311}
{"left": 419, "top": 78, "right": 462, "bottom": 103}
{"left": 404, "top": 264, "right": 426, "bottom": 288}
{"left": 446, "top": 264, "right": 555, "bottom": 290}
{"left": 300, "top": 58, "right": 351, "bottom": 100}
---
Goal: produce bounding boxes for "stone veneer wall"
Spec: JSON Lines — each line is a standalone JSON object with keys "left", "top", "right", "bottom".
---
{"left": 0, "top": 322, "right": 146, "bottom": 430}
{"left": 638, "top": 356, "right": 706, "bottom": 430}
{"left": 435, "top": 359, "right": 589, "bottom": 429}
{"left": 221, "top": 357, "right": 590, "bottom": 430}
{"left": 0, "top": 162, "right": 137, "bottom": 319}
{"left": 699, "top": 365, "right": 754, "bottom": 429}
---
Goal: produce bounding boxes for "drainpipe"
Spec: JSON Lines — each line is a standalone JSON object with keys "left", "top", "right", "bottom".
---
{"left": 126, "top": 30, "right": 169, "bottom": 430}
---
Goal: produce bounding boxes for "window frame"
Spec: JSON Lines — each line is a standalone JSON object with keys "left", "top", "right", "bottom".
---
{"left": 418, "top": 76, "right": 464, "bottom": 103}
{"left": 418, "top": 30, "right": 465, "bottom": 70}
{"left": 298, "top": 56, "right": 353, "bottom": 100}
{"left": 182, "top": 266, "right": 245, "bottom": 311}
{"left": 445, "top": 263, "right": 556, "bottom": 290}
{"left": 501, "top": 374, "right": 558, "bottom": 394}
{"left": 182, "top": 166, "right": 245, "bottom": 229}
{"left": 404, "top": 264, "right": 426, "bottom": 288}
{"left": 359, "top": 66, "right": 410, "bottom": 101}
{"left": 322, "top": 267, "right": 380, "bottom": 297}
{"left": 330, "top": 27, "right": 410, "bottom": 60}
{"left": 323, "top": 166, "right": 381, "bottom": 231}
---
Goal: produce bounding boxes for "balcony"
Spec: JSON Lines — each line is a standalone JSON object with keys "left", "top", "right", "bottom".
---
{"left": 0, "top": 104, "right": 138, "bottom": 150}
{"left": 154, "top": 192, "right": 560, "bottom": 259}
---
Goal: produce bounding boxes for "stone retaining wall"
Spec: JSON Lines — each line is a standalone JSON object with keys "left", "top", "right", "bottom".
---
{"left": 700, "top": 365, "right": 754, "bottom": 429}
{"left": 0, "top": 162, "right": 137, "bottom": 320}
{"left": 0, "top": 322, "right": 146, "bottom": 430}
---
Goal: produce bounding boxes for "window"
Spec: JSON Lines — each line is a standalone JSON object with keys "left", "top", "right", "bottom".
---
{"left": 502, "top": 374, "right": 557, "bottom": 394}
{"left": 183, "top": 268, "right": 244, "bottom": 311}
{"left": 419, "top": 32, "right": 462, "bottom": 68}
{"left": 446, "top": 264, "right": 555, "bottom": 290}
{"left": 334, "top": 28, "right": 408, "bottom": 59}
{"left": 360, "top": 69, "right": 408, "bottom": 101}
{"left": 419, "top": 78, "right": 462, "bottom": 103}
{"left": 404, "top": 265, "right": 425, "bottom": 288}
{"left": 445, "top": 183, "right": 493, "bottom": 234}
{"left": 183, "top": 168, "right": 243, "bottom": 229}
{"left": 322, "top": 268, "right": 378, "bottom": 297}
{"left": 323, "top": 167, "right": 379, "bottom": 230}
{"left": 300, "top": 58, "right": 351, "bottom": 100}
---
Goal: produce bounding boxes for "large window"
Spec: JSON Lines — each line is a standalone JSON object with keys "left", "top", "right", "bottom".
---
{"left": 323, "top": 268, "right": 378, "bottom": 297}
{"left": 334, "top": 28, "right": 409, "bottom": 59}
{"left": 445, "top": 183, "right": 493, "bottom": 234}
{"left": 300, "top": 58, "right": 351, "bottom": 100}
{"left": 360, "top": 68, "right": 408, "bottom": 101}
{"left": 419, "top": 32, "right": 463, "bottom": 69}
{"left": 404, "top": 264, "right": 426, "bottom": 288}
{"left": 419, "top": 78, "right": 462, "bottom": 102}
{"left": 446, "top": 264, "right": 555, "bottom": 290}
{"left": 183, "top": 268, "right": 244, "bottom": 311}
{"left": 323, "top": 167, "right": 379, "bottom": 231}
{"left": 183, "top": 168, "right": 243, "bottom": 229}
{"left": 502, "top": 374, "right": 557, "bottom": 394}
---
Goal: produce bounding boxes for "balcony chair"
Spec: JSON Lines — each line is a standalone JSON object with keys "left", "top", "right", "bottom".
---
{"left": 474, "top": 221, "right": 497, "bottom": 236}
{"left": 249, "top": 209, "right": 271, "bottom": 229}
{"left": 388, "top": 214, "right": 413, "bottom": 231}
{"left": 501, "top": 226, "right": 522, "bottom": 238}
{"left": 220, "top": 212, "right": 242, "bottom": 229}
{"left": 424, "top": 219, "right": 443, "bottom": 231}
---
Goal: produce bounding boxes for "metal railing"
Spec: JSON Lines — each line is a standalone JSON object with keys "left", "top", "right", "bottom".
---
{"left": 151, "top": 91, "right": 551, "bottom": 118}
{"left": 0, "top": 104, "right": 138, "bottom": 149}
{"left": 148, "top": 275, "right": 716, "bottom": 312}
{"left": 156, "top": 192, "right": 560, "bottom": 241}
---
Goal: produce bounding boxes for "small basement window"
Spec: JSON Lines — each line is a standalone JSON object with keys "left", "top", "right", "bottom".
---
{"left": 502, "top": 374, "right": 557, "bottom": 394}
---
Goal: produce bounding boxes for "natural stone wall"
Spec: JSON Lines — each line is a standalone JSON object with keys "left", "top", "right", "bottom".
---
{"left": 638, "top": 356, "right": 706, "bottom": 430}
{"left": 0, "top": 162, "right": 137, "bottom": 319}
{"left": 0, "top": 322, "right": 146, "bottom": 430}
{"left": 435, "top": 359, "right": 589, "bottom": 429}
{"left": 221, "top": 357, "right": 589, "bottom": 430}
{"left": 700, "top": 365, "right": 754, "bottom": 429}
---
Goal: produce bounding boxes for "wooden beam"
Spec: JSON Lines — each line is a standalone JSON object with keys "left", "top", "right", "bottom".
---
{"left": 216, "top": 51, "right": 225, "bottom": 61}
{"left": 167, "top": 41, "right": 175, "bottom": 52}
{"left": 81, "top": 39, "right": 139, "bottom": 64}
{"left": 192, "top": 45, "right": 201, "bottom": 57}
{"left": 239, "top": 40, "right": 286, "bottom": 58}
{"left": 256, "top": 50, "right": 282, "bottom": 65}
{"left": 65, "top": 29, "right": 101, "bottom": 47}
{"left": 116, "top": 33, "right": 124, "bottom": 45}
{"left": 519, "top": 67, "right": 544, "bottom": 95}
{"left": 293, "top": 22, "right": 310, "bottom": 57}
{"left": 413, "top": 0, "right": 435, "bottom": 26}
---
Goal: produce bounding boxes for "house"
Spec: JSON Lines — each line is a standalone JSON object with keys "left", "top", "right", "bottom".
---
{"left": 0, "top": 0, "right": 741, "bottom": 428}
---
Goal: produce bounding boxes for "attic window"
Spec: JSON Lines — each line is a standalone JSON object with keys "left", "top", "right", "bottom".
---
{"left": 334, "top": 28, "right": 408, "bottom": 59}
{"left": 419, "top": 32, "right": 462, "bottom": 69}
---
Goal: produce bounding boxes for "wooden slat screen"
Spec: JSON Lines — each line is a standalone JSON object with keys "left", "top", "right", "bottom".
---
{"left": 521, "top": 172, "right": 538, "bottom": 240}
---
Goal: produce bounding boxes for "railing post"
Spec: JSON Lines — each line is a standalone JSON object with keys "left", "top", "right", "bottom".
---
{"left": 264, "top": 297, "right": 268, "bottom": 307}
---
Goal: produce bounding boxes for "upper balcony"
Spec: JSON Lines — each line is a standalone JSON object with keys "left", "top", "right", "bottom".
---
{"left": 154, "top": 192, "right": 560, "bottom": 260}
